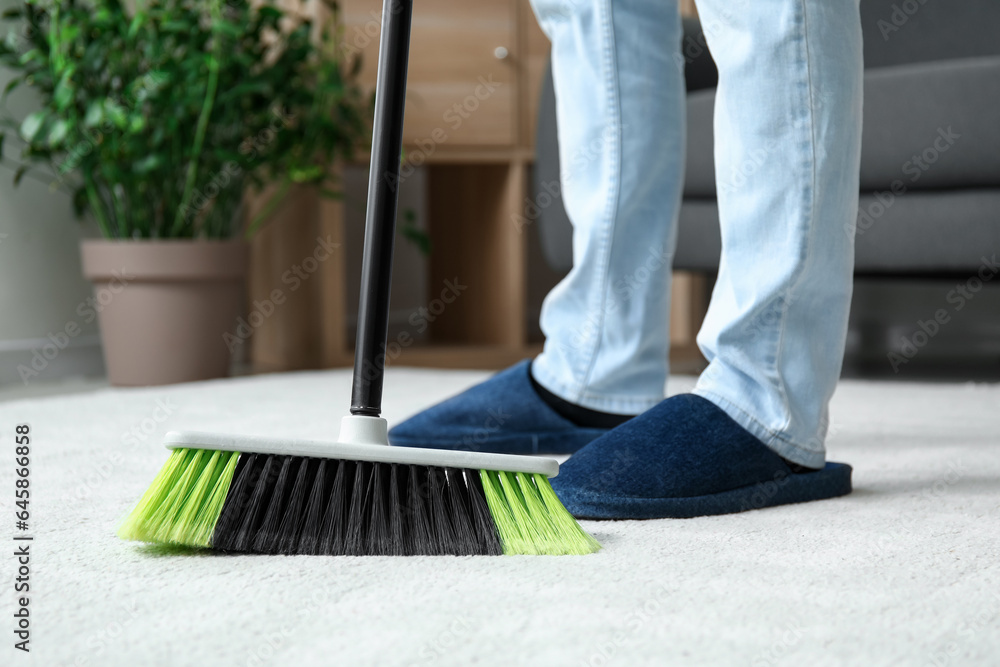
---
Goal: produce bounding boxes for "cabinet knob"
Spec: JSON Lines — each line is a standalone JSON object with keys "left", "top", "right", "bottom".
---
{"left": 493, "top": 46, "right": 509, "bottom": 60}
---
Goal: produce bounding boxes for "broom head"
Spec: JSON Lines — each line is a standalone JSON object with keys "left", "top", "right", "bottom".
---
{"left": 118, "top": 419, "right": 600, "bottom": 556}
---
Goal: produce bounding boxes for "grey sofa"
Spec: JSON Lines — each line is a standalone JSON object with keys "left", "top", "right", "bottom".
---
{"left": 535, "top": 0, "right": 1000, "bottom": 278}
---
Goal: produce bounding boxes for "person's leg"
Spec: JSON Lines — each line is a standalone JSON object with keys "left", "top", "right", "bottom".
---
{"left": 390, "top": 0, "right": 686, "bottom": 454}
{"left": 529, "top": 0, "right": 685, "bottom": 416}
{"left": 554, "top": 0, "right": 863, "bottom": 517}
{"left": 691, "top": 0, "right": 863, "bottom": 469}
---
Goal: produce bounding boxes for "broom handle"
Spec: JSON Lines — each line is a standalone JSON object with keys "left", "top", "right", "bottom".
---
{"left": 351, "top": 0, "right": 413, "bottom": 417}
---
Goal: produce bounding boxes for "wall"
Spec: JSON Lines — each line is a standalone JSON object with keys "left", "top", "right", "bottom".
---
{"left": 0, "top": 6, "right": 105, "bottom": 388}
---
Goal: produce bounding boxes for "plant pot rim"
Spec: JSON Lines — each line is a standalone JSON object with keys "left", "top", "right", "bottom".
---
{"left": 81, "top": 237, "right": 248, "bottom": 282}
{"left": 81, "top": 237, "right": 247, "bottom": 245}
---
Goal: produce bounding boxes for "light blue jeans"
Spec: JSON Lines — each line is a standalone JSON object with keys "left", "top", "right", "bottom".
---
{"left": 529, "top": 0, "right": 863, "bottom": 468}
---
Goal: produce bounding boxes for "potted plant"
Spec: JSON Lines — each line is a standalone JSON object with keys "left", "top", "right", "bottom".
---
{"left": 0, "top": 0, "right": 367, "bottom": 385}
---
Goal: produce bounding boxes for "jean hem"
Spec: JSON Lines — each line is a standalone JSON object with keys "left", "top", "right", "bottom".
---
{"left": 691, "top": 387, "right": 827, "bottom": 469}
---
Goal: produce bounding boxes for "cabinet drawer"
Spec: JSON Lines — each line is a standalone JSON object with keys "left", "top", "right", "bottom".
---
{"left": 343, "top": 0, "right": 516, "bottom": 147}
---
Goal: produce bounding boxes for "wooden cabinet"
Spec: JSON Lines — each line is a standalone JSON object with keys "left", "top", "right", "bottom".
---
{"left": 249, "top": 0, "right": 546, "bottom": 371}
{"left": 345, "top": 0, "right": 519, "bottom": 146}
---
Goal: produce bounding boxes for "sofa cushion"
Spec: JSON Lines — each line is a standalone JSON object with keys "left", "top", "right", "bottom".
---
{"left": 675, "top": 189, "right": 1000, "bottom": 274}
{"left": 860, "top": 56, "right": 1000, "bottom": 191}
{"left": 682, "top": 55, "right": 1000, "bottom": 197}
{"left": 681, "top": 90, "right": 716, "bottom": 198}
{"left": 860, "top": 0, "right": 1000, "bottom": 69}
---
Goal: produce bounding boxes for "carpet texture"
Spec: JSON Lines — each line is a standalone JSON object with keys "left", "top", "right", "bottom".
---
{"left": 0, "top": 368, "right": 998, "bottom": 666}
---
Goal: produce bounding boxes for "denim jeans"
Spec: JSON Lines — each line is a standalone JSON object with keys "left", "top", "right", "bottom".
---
{"left": 528, "top": 0, "right": 863, "bottom": 468}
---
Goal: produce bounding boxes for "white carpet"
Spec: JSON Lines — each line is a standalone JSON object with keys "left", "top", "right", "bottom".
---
{"left": 1, "top": 368, "right": 998, "bottom": 666}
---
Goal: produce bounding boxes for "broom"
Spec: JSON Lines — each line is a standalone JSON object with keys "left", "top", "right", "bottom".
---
{"left": 116, "top": 0, "right": 599, "bottom": 557}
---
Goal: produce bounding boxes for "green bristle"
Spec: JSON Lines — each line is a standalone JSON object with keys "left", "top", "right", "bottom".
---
{"left": 144, "top": 448, "right": 207, "bottom": 541}
{"left": 515, "top": 473, "right": 562, "bottom": 554}
{"left": 534, "top": 473, "right": 602, "bottom": 555}
{"left": 117, "top": 448, "right": 240, "bottom": 548}
{"left": 171, "top": 450, "right": 239, "bottom": 546}
{"left": 163, "top": 450, "right": 220, "bottom": 544}
{"left": 499, "top": 470, "right": 546, "bottom": 555}
{"left": 118, "top": 448, "right": 197, "bottom": 542}
{"left": 480, "top": 470, "right": 601, "bottom": 556}
{"left": 481, "top": 470, "right": 523, "bottom": 555}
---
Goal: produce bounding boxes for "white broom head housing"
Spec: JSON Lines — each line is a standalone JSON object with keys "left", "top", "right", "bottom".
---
{"left": 162, "top": 416, "right": 559, "bottom": 477}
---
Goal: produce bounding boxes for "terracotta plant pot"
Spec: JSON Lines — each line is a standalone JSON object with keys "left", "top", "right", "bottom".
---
{"left": 80, "top": 239, "right": 248, "bottom": 386}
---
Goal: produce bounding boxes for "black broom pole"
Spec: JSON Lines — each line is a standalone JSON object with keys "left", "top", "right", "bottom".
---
{"left": 351, "top": 0, "right": 413, "bottom": 417}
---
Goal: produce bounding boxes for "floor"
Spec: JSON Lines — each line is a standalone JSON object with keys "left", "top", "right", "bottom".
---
{"left": 1, "top": 368, "right": 998, "bottom": 666}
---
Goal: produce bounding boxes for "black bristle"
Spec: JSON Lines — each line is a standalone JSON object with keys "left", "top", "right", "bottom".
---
{"left": 366, "top": 463, "right": 395, "bottom": 555}
{"left": 318, "top": 460, "right": 352, "bottom": 555}
{"left": 274, "top": 458, "right": 314, "bottom": 553}
{"left": 295, "top": 459, "right": 329, "bottom": 555}
{"left": 212, "top": 453, "right": 504, "bottom": 556}
{"left": 444, "top": 468, "right": 481, "bottom": 555}
{"left": 466, "top": 468, "right": 503, "bottom": 556}
{"left": 426, "top": 467, "right": 458, "bottom": 554}
{"left": 252, "top": 456, "right": 300, "bottom": 553}
{"left": 214, "top": 453, "right": 264, "bottom": 551}
{"left": 394, "top": 463, "right": 415, "bottom": 555}
{"left": 388, "top": 464, "right": 405, "bottom": 555}
{"left": 344, "top": 462, "right": 375, "bottom": 555}
{"left": 406, "top": 465, "right": 436, "bottom": 555}
{"left": 231, "top": 455, "right": 279, "bottom": 552}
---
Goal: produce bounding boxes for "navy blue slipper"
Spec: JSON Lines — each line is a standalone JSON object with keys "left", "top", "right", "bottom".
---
{"left": 552, "top": 393, "right": 852, "bottom": 519}
{"left": 388, "top": 360, "right": 608, "bottom": 455}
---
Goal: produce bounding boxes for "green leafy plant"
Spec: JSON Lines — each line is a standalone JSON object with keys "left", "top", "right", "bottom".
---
{"left": 0, "top": 0, "right": 368, "bottom": 239}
